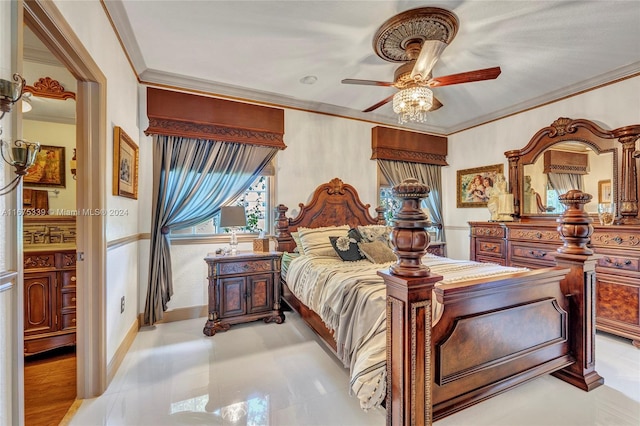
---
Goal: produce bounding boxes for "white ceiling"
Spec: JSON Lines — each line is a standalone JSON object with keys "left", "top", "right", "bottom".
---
{"left": 104, "top": 0, "right": 640, "bottom": 135}
{"left": 31, "top": 1, "right": 640, "bottom": 135}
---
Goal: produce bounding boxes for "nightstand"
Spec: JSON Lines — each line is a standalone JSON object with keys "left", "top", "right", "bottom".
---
{"left": 203, "top": 251, "right": 284, "bottom": 336}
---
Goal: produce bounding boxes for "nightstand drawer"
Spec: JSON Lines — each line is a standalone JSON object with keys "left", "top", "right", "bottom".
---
{"left": 61, "top": 312, "right": 77, "bottom": 330}
{"left": 219, "top": 259, "right": 273, "bottom": 275}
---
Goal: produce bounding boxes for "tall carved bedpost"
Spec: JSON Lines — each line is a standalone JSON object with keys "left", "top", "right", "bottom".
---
{"left": 378, "top": 178, "right": 443, "bottom": 426}
{"left": 551, "top": 190, "right": 604, "bottom": 391}
{"left": 275, "top": 204, "right": 295, "bottom": 252}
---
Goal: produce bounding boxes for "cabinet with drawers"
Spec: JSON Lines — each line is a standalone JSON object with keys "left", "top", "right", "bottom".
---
{"left": 469, "top": 221, "right": 640, "bottom": 347}
{"left": 23, "top": 248, "right": 77, "bottom": 355}
{"left": 203, "top": 251, "right": 284, "bottom": 336}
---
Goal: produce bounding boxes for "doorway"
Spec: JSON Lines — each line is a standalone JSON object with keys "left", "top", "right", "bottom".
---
{"left": 18, "top": 0, "right": 108, "bottom": 423}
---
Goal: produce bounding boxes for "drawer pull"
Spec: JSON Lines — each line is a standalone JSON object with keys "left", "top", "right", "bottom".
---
{"left": 535, "top": 232, "right": 542, "bottom": 239}
{"left": 71, "top": 276, "right": 77, "bottom": 282}
{"left": 482, "top": 244, "right": 497, "bottom": 252}
{"left": 529, "top": 250, "right": 547, "bottom": 258}
{"left": 72, "top": 318, "right": 76, "bottom": 323}
{"left": 243, "top": 264, "right": 250, "bottom": 269}
{"left": 71, "top": 297, "right": 76, "bottom": 302}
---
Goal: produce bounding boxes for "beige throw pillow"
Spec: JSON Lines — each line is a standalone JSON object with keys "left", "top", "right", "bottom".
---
{"left": 358, "top": 240, "right": 397, "bottom": 264}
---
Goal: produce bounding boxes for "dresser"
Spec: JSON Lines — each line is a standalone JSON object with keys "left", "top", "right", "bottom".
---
{"left": 23, "top": 247, "right": 77, "bottom": 355}
{"left": 470, "top": 220, "right": 640, "bottom": 348}
{"left": 203, "top": 251, "right": 284, "bottom": 336}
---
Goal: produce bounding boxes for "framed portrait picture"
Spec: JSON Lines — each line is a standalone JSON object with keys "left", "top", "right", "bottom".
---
{"left": 23, "top": 145, "right": 66, "bottom": 187}
{"left": 113, "top": 126, "right": 139, "bottom": 199}
{"left": 456, "top": 164, "right": 504, "bottom": 208}
{"left": 598, "top": 179, "right": 612, "bottom": 204}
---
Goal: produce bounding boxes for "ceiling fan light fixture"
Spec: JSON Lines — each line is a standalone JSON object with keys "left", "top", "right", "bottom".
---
{"left": 392, "top": 86, "right": 433, "bottom": 124}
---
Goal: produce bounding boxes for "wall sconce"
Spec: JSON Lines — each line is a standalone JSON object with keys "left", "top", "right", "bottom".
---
{"left": 0, "top": 73, "right": 26, "bottom": 120}
{"left": 70, "top": 148, "right": 77, "bottom": 180}
{"left": 0, "top": 132, "right": 40, "bottom": 195}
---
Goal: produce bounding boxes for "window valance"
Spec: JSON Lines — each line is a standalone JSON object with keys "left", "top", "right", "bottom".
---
{"left": 543, "top": 150, "right": 588, "bottom": 174}
{"left": 371, "top": 126, "right": 448, "bottom": 165}
{"left": 144, "top": 87, "right": 286, "bottom": 149}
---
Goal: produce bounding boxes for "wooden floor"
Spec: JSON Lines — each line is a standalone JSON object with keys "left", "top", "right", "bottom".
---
{"left": 24, "top": 347, "right": 76, "bottom": 426}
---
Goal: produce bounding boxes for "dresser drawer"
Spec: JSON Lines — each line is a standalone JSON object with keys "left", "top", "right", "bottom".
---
{"left": 511, "top": 243, "right": 556, "bottom": 267}
{"left": 56, "top": 251, "right": 77, "bottom": 268}
{"left": 508, "top": 228, "right": 562, "bottom": 244}
{"left": 219, "top": 259, "right": 273, "bottom": 275}
{"left": 61, "top": 270, "right": 77, "bottom": 288}
{"left": 24, "top": 253, "right": 56, "bottom": 270}
{"left": 61, "top": 291, "right": 77, "bottom": 309}
{"left": 476, "top": 238, "right": 504, "bottom": 257}
{"left": 61, "top": 312, "right": 76, "bottom": 330}
{"left": 596, "top": 251, "right": 640, "bottom": 273}
{"left": 591, "top": 231, "right": 640, "bottom": 250}
{"left": 471, "top": 225, "right": 505, "bottom": 238}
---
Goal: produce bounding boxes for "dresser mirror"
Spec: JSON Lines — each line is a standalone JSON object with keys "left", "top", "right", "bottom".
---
{"left": 521, "top": 143, "right": 614, "bottom": 215}
{"left": 505, "top": 117, "right": 640, "bottom": 224}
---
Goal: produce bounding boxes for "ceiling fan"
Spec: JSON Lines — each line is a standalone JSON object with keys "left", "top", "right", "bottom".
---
{"left": 342, "top": 7, "right": 501, "bottom": 118}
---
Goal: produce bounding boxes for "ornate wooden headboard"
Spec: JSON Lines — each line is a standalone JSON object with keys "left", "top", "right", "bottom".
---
{"left": 275, "top": 178, "right": 386, "bottom": 252}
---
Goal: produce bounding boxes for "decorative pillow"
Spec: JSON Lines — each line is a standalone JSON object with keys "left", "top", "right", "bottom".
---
{"left": 358, "top": 240, "right": 397, "bottom": 264}
{"left": 357, "top": 225, "right": 393, "bottom": 248}
{"left": 329, "top": 236, "right": 366, "bottom": 261}
{"left": 298, "top": 225, "right": 350, "bottom": 257}
{"left": 291, "top": 231, "right": 305, "bottom": 255}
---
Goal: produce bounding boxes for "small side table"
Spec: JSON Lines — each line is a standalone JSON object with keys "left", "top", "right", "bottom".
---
{"left": 203, "top": 251, "right": 284, "bottom": 336}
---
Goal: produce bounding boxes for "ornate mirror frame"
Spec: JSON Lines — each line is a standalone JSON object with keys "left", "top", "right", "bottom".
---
{"left": 505, "top": 117, "right": 640, "bottom": 224}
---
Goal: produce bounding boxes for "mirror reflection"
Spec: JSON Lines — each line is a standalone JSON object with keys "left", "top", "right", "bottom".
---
{"left": 522, "top": 142, "right": 614, "bottom": 215}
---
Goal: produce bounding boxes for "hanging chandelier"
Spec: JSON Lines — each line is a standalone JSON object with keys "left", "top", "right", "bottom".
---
{"left": 392, "top": 86, "right": 433, "bottom": 124}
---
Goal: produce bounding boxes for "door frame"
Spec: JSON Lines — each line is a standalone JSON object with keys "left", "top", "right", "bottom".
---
{"left": 22, "top": 0, "right": 107, "bottom": 400}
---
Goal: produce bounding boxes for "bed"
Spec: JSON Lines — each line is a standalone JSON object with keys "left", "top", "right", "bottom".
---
{"left": 275, "top": 178, "right": 603, "bottom": 425}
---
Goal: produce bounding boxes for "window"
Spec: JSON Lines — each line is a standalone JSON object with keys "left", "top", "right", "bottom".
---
{"left": 545, "top": 186, "right": 566, "bottom": 214}
{"left": 172, "top": 175, "right": 272, "bottom": 236}
{"left": 379, "top": 185, "right": 439, "bottom": 238}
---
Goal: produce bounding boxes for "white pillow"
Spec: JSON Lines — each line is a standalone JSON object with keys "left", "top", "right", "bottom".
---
{"left": 297, "top": 225, "right": 350, "bottom": 257}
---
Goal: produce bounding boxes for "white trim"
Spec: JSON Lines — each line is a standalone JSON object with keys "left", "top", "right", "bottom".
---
{"left": 0, "top": 271, "right": 17, "bottom": 293}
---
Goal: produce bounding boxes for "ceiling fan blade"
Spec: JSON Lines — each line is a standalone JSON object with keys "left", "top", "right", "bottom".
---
{"left": 342, "top": 78, "right": 395, "bottom": 87}
{"left": 430, "top": 96, "right": 443, "bottom": 111}
{"left": 410, "top": 40, "right": 448, "bottom": 81}
{"left": 363, "top": 94, "right": 395, "bottom": 112}
{"left": 427, "top": 67, "right": 502, "bottom": 87}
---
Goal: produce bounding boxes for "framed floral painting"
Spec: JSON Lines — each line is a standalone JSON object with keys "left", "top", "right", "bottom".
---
{"left": 456, "top": 164, "right": 504, "bottom": 208}
{"left": 113, "top": 126, "right": 139, "bottom": 199}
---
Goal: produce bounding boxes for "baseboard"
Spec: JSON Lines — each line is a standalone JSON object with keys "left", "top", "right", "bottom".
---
{"left": 107, "top": 319, "right": 138, "bottom": 385}
{"left": 137, "top": 305, "right": 208, "bottom": 327}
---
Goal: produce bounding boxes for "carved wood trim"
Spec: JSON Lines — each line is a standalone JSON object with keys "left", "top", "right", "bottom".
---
{"left": 25, "top": 76, "right": 76, "bottom": 100}
{"left": 145, "top": 87, "right": 285, "bottom": 149}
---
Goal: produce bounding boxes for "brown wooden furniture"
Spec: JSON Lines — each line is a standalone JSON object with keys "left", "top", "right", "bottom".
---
{"left": 470, "top": 220, "right": 640, "bottom": 348}
{"left": 203, "top": 251, "right": 284, "bottom": 336}
{"left": 493, "top": 117, "right": 640, "bottom": 348}
{"left": 23, "top": 248, "right": 77, "bottom": 355}
{"left": 275, "top": 178, "right": 601, "bottom": 425}
{"left": 426, "top": 241, "right": 445, "bottom": 257}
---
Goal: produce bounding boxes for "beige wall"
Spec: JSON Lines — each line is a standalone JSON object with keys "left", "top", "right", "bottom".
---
{"left": 444, "top": 75, "right": 640, "bottom": 259}
{"left": 51, "top": 0, "right": 141, "bottom": 366}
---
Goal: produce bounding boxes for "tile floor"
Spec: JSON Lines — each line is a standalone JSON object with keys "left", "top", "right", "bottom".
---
{"left": 69, "top": 313, "right": 640, "bottom": 425}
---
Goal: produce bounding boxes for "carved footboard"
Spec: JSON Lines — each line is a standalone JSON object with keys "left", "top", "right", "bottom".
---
{"left": 381, "top": 183, "right": 603, "bottom": 426}
{"left": 431, "top": 268, "right": 573, "bottom": 419}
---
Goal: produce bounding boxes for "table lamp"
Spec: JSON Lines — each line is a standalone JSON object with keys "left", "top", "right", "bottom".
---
{"left": 219, "top": 206, "right": 247, "bottom": 254}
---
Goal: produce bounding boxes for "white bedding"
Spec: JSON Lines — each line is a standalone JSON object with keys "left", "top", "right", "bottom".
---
{"left": 284, "top": 253, "right": 527, "bottom": 410}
